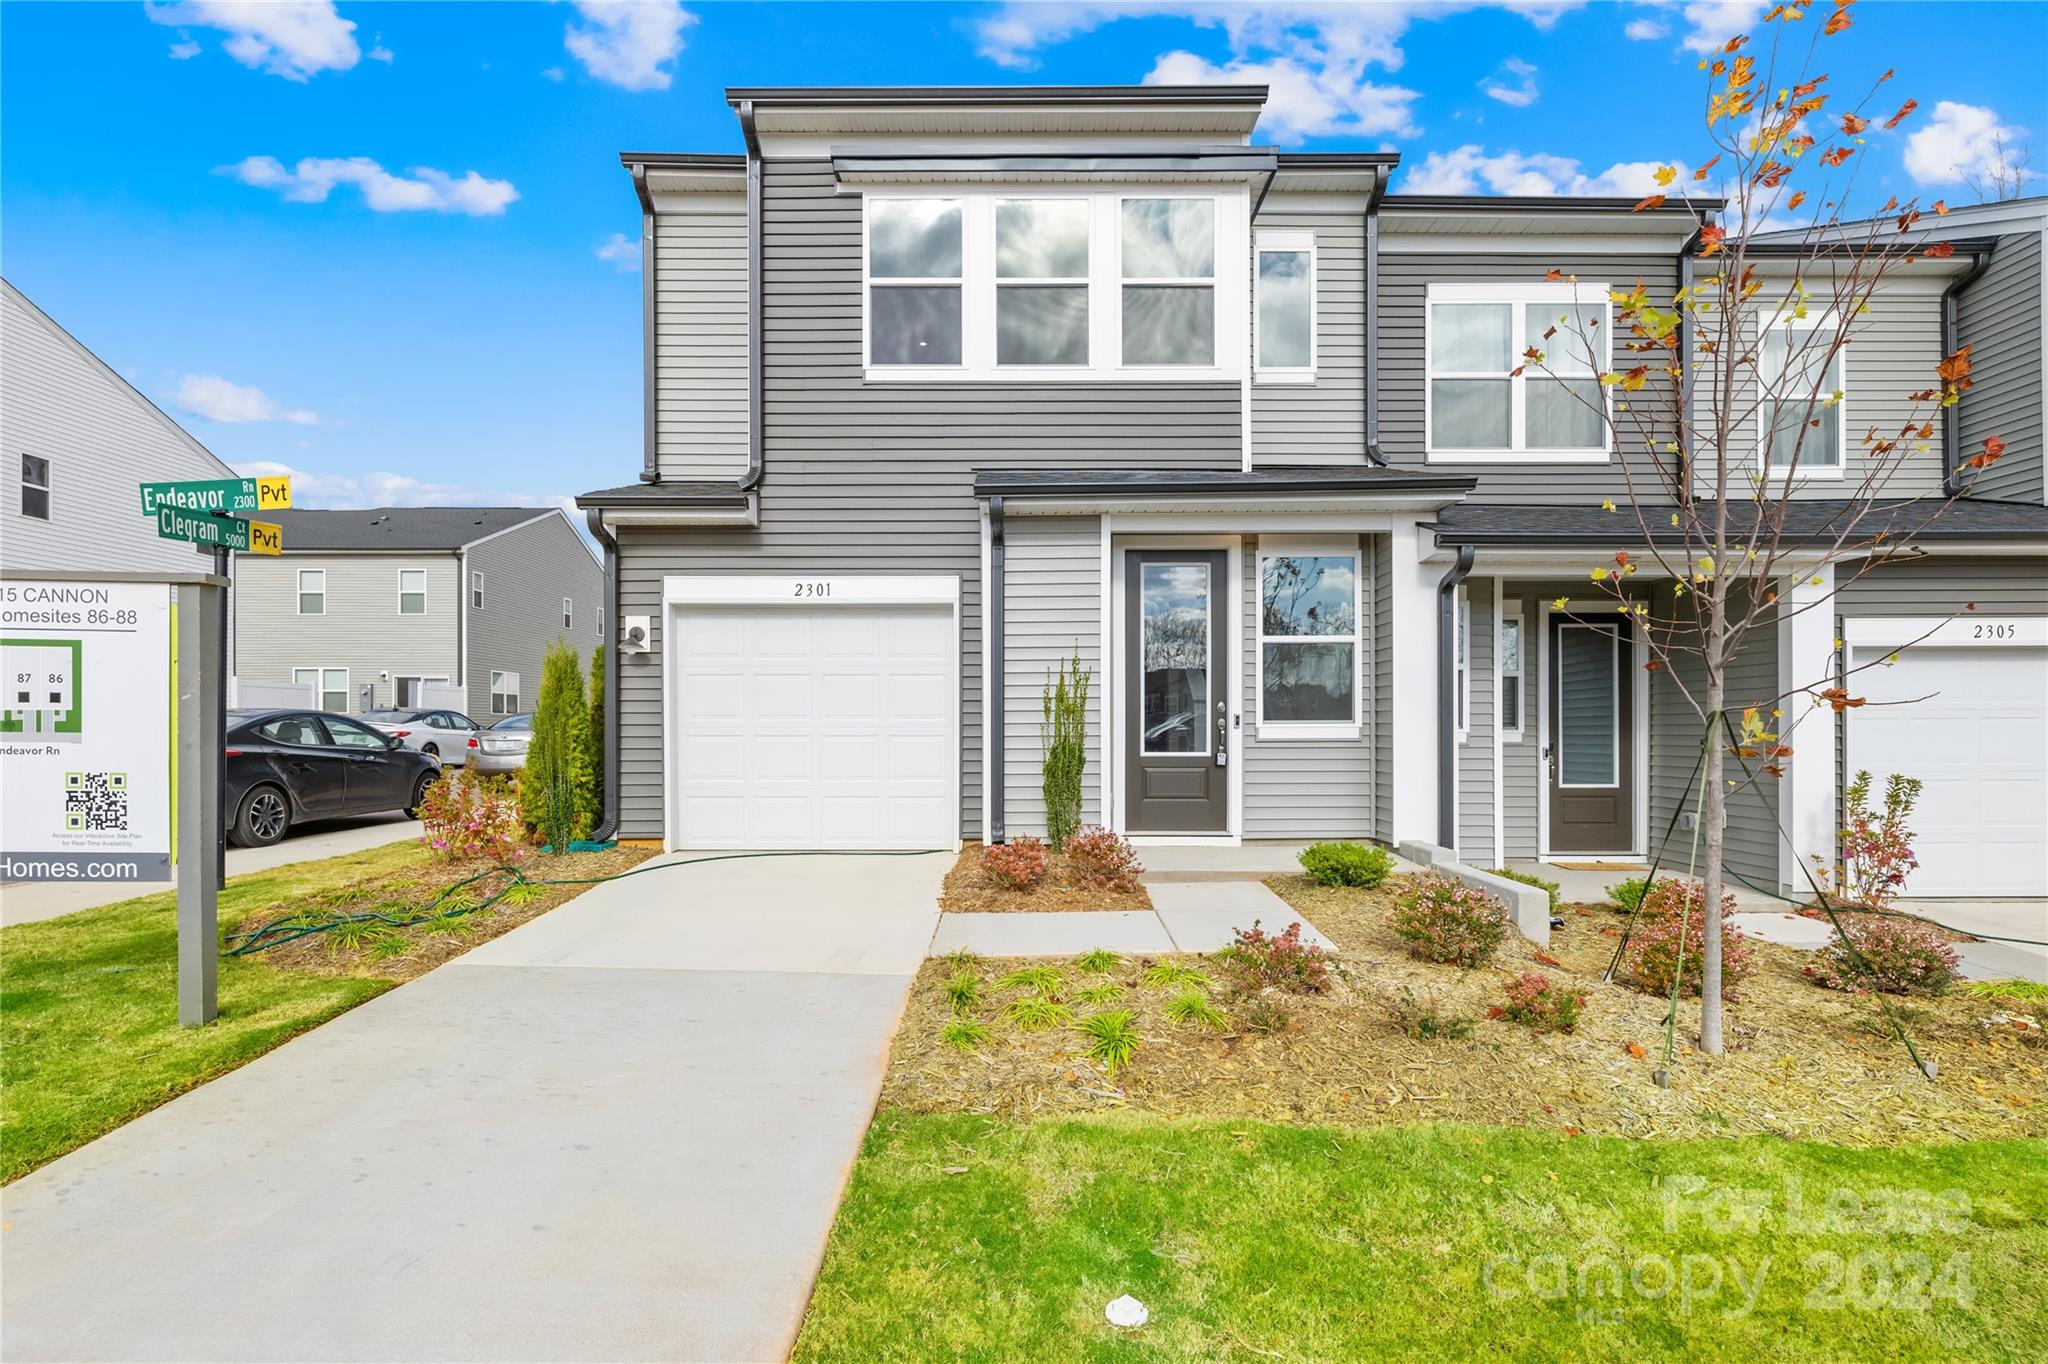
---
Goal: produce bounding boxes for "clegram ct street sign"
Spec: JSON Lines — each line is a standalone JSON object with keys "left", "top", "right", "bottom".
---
{"left": 138, "top": 475, "right": 291, "bottom": 517}
{"left": 152, "top": 505, "right": 282, "bottom": 555}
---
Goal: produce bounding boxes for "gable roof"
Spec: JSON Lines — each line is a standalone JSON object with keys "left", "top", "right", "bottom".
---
{"left": 253, "top": 506, "right": 557, "bottom": 552}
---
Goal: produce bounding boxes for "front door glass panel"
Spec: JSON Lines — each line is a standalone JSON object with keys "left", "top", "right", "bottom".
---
{"left": 1140, "top": 561, "right": 1210, "bottom": 755}
{"left": 1558, "top": 624, "right": 1619, "bottom": 786}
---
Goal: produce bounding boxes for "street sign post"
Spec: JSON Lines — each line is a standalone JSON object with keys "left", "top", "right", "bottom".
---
{"left": 152, "top": 505, "right": 282, "bottom": 554}
{"left": 139, "top": 475, "right": 290, "bottom": 517}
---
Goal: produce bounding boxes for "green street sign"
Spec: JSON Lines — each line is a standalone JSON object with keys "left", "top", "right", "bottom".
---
{"left": 138, "top": 475, "right": 291, "bottom": 517}
{"left": 153, "top": 506, "right": 284, "bottom": 554}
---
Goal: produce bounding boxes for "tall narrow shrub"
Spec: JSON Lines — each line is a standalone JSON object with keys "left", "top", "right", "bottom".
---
{"left": 584, "top": 644, "right": 606, "bottom": 825}
{"left": 1041, "top": 648, "right": 1090, "bottom": 851}
{"left": 521, "top": 640, "right": 594, "bottom": 846}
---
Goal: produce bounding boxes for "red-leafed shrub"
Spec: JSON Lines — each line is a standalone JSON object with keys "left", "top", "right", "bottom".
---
{"left": 981, "top": 836, "right": 1048, "bottom": 890}
{"left": 1638, "top": 877, "right": 1738, "bottom": 920}
{"left": 1221, "top": 920, "right": 1333, "bottom": 995}
{"left": 1491, "top": 971, "right": 1585, "bottom": 1033}
{"left": 1065, "top": 826, "right": 1142, "bottom": 892}
{"left": 1804, "top": 918, "right": 1960, "bottom": 996}
{"left": 417, "top": 771, "right": 523, "bottom": 864}
{"left": 1623, "top": 910, "right": 1753, "bottom": 999}
{"left": 1389, "top": 873, "right": 1510, "bottom": 968}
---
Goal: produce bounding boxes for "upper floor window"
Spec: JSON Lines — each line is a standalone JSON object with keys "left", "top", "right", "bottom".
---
{"left": 1256, "top": 545, "right": 1359, "bottom": 739}
{"left": 563, "top": 597, "right": 574, "bottom": 630}
{"left": 1120, "top": 198, "right": 1215, "bottom": 367}
{"left": 1426, "top": 282, "right": 1610, "bottom": 463}
{"left": 471, "top": 571, "right": 484, "bottom": 608}
{"left": 867, "top": 198, "right": 963, "bottom": 366}
{"left": 398, "top": 569, "right": 426, "bottom": 615}
{"left": 1255, "top": 230, "right": 1315, "bottom": 382}
{"left": 20, "top": 454, "right": 50, "bottom": 520}
{"left": 1760, "top": 315, "right": 1845, "bottom": 477}
{"left": 996, "top": 198, "right": 1090, "bottom": 366}
{"left": 297, "top": 569, "right": 326, "bottom": 615}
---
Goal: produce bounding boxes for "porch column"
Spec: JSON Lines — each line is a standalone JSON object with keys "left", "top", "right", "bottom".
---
{"left": 1776, "top": 562, "right": 1836, "bottom": 895}
{"left": 1389, "top": 516, "right": 1441, "bottom": 845}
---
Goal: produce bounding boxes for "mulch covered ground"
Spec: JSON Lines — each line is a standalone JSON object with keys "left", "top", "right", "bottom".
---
{"left": 939, "top": 842, "right": 1153, "bottom": 913}
{"left": 238, "top": 845, "right": 655, "bottom": 980}
{"left": 884, "top": 872, "right": 2045, "bottom": 1146}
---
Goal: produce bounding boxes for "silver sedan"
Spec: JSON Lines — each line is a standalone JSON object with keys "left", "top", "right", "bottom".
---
{"left": 360, "top": 708, "right": 482, "bottom": 767}
{"left": 470, "top": 712, "right": 532, "bottom": 774}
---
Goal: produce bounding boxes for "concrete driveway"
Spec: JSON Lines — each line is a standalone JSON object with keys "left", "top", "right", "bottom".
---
{"left": 0, "top": 849, "right": 948, "bottom": 1363}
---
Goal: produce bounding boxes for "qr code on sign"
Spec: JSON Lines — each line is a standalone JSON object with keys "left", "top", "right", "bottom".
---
{"left": 64, "top": 771, "right": 129, "bottom": 833}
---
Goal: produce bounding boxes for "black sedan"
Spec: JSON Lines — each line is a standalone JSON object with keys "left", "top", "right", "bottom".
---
{"left": 225, "top": 709, "right": 443, "bottom": 847}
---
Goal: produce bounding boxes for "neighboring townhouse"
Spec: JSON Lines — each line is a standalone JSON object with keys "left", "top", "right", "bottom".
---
{"left": 1, "top": 277, "right": 239, "bottom": 577}
{"left": 232, "top": 507, "right": 602, "bottom": 721}
{"left": 579, "top": 85, "right": 2048, "bottom": 908}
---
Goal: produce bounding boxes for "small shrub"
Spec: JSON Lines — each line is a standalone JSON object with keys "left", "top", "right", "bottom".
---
{"left": 1005, "top": 996, "right": 1073, "bottom": 1031}
{"left": 1076, "top": 948, "right": 1121, "bottom": 973}
{"left": 942, "top": 970, "right": 981, "bottom": 1013}
{"left": 1164, "top": 990, "right": 1228, "bottom": 1031}
{"left": 1236, "top": 994, "right": 1293, "bottom": 1035}
{"left": 1622, "top": 909, "right": 1754, "bottom": 999}
{"left": 982, "top": 836, "right": 1048, "bottom": 890}
{"left": 364, "top": 929, "right": 413, "bottom": 961}
{"left": 1638, "top": 878, "right": 1738, "bottom": 920}
{"left": 1607, "top": 877, "right": 1650, "bottom": 912}
{"left": 1298, "top": 841, "right": 1394, "bottom": 888}
{"left": 940, "top": 1018, "right": 990, "bottom": 1052}
{"left": 940, "top": 948, "right": 982, "bottom": 971}
{"left": 1065, "top": 826, "right": 1142, "bottom": 892}
{"left": 1389, "top": 873, "right": 1509, "bottom": 969}
{"left": 1220, "top": 920, "right": 1332, "bottom": 994}
{"left": 1486, "top": 866, "right": 1561, "bottom": 912}
{"left": 1076, "top": 1009, "right": 1141, "bottom": 1074}
{"left": 1491, "top": 972, "right": 1585, "bottom": 1033}
{"left": 522, "top": 639, "right": 596, "bottom": 844}
{"left": 1143, "top": 960, "right": 1211, "bottom": 991}
{"left": 995, "top": 966, "right": 1064, "bottom": 996}
{"left": 1834, "top": 770, "right": 1925, "bottom": 909}
{"left": 1041, "top": 650, "right": 1091, "bottom": 852}
{"left": 1384, "top": 986, "right": 1473, "bottom": 1041}
{"left": 1805, "top": 919, "right": 1960, "bottom": 997}
{"left": 417, "top": 771, "right": 524, "bottom": 863}
{"left": 1074, "top": 981, "right": 1125, "bottom": 1006}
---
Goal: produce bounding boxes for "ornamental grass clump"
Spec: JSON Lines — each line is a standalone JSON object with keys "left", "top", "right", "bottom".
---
{"left": 1805, "top": 919, "right": 1960, "bottom": 997}
{"left": 981, "top": 836, "right": 1048, "bottom": 890}
{"left": 1065, "top": 826, "right": 1142, "bottom": 892}
{"left": 1491, "top": 972, "right": 1585, "bottom": 1034}
{"left": 1388, "top": 874, "right": 1509, "bottom": 969}
{"left": 1623, "top": 909, "right": 1754, "bottom": 1000}
{"left": 1298, "top": 841, "right": 1394, "bottom": 888}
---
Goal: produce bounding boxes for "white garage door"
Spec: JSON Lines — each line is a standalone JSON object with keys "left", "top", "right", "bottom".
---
{"left": 671, "top": 603, "right": 956, "bottom": 849}
{"left": 1848, "top": 636, "right": 2048, "bottom": 897}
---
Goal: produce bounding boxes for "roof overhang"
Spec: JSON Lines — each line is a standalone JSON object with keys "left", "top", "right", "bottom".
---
{"left": 978, "top": 467, "right": 1476, "bottom": 516}
{"left": 619, "top": 153, "right": 747, "bottom": 211}
{"left": 1430, "top": 498, "right": 2048, "bottom": 552}
{"left": 578, "top": 483, "right": 760, "bottom": 529}
{"left": 1382, "top": 195, "right": 1715, "bottom": 255}
{"left": 831, "top": 146, "right": 1279, "bottom": 188}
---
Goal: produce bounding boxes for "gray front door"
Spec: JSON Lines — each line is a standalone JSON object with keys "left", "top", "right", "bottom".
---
{"left": 1125, "top": 551, "right": 1229, "bottom": 833}
{"left": 1547, "top": 617, "right": 1634, "bottom": 852}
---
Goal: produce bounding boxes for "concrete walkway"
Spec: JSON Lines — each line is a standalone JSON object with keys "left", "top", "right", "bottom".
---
{"left": 0, "top": 812, "right": 422, "bottom": 927}
{"left": 0, "top": 849, "right": 949, "bottom": 1363}
{"left": 930, "top": 880, "right": 1332, "bottom": 957}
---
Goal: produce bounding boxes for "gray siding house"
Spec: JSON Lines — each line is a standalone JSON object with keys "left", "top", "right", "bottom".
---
{"left": 233, "top": 507, "right": 602, "bottom": 722}
{"left": 580, "top": 87, "right": 2048, "bottom": 907}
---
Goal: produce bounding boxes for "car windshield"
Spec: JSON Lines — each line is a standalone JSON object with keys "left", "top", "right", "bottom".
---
{"left": 362, "top": 709, "right": 423, "bottom": 723}
{"left": 491, "top": 714, "right": 532, "bottom": 731}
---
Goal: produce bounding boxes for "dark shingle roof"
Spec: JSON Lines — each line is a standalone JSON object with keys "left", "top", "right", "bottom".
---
{"left": 974, "top": 466, "right": 1478, "bottom": 498}
{"left": 250, "top": 507, "right": 555, "bottom": 552}
{"left": 577, "top": 481, "right": 753, "bottom": 507}
{"left": 1433, "top": 498, "right": 2048, "bottom": 547}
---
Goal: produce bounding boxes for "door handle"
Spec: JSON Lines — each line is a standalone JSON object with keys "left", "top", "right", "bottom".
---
{"left": 1215, "top": 700, "right": 1228, "bottom": 767}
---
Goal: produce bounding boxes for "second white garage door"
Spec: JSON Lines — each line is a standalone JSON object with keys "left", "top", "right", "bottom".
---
{"left": 671, "top": 603, "right": 956, "bottom": 849}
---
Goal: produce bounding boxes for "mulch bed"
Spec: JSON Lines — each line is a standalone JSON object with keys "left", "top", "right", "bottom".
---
{"left": 939, "top": 842, "right": 1152, "bottom": 913}
{"left": 241, "top": 845, "right": 656, "bottom": 981}
{"left": 882, "top": 872, "right": 2045, "bottom": 1146}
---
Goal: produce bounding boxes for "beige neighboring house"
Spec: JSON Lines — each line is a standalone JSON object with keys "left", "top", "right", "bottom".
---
{"left": 232, "top": 506, "right": 603, "bottom": 721}
{"left": 1, "top": 277, "right": 238, "bottom": 576}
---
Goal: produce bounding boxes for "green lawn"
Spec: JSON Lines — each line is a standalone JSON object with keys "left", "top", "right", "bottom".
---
{"left": 1, "top": 842, "right": 431, "bottom": 1183}
{"left": 795, "top": 1113, "right": 2048, "bottom": 1362}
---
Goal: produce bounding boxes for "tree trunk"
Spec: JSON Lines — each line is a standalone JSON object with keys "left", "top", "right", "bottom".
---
{"left": 1698, "top": 601, "right": 1728, "bottom": 1055}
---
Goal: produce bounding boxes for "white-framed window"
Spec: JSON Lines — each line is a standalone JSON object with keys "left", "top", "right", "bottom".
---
{"left": 398, "top": 569, "right": 426, "bottom": 615}
{"left": 471, "top": 571, "right": 484, "bottom": 608}
{"left": 562, "top": 597, "right": 573, "bottom": 630}
{"left": 1499, "top": 604, "right": 1524, "bottom": 741}
{"left": 865, "top": 197, "right": 964, "bottom": 367}
{"left": 597, "top": 604, "right": 604, "bottom": 640}
{"left": 1454, "top": 586, "right": 1471, "bottom": 743}
{"left": 1426, "top": 281, "right": 1611, "bottom": 463}
{"left": 1254, "top": 229, "right": 1316, "bottom": 382}
{"left": 1760, "top": 313, "right": 1847, "bottom": 477}
{"left": 489, "top": 670, "right": 520, "bottom": 715}
{"left": 297, "top": 569, "right": 326, "bottom": 615}
{"left": 293, "top": 666, "right": 348, "bottom": 713}
{"left": 861, "top": 187, "right": 1244, "bottom": 382}
{"left": 20, "top": 454, "right": 51, "bottom": 520}
{"left": 1255, "top": 542, "right": 1360, "bottom": 740}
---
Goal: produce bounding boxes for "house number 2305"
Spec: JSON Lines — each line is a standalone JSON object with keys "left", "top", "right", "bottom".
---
{"left": 793, "top": 581, "right": 831, "bottom": 598}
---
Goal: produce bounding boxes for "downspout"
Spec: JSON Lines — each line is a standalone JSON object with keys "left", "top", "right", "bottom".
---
{"left": 988, "top": 495, "right": 1006, "bottom": 844}
{"left": 585, "top": 510, "right": 622, "bottom": 842}
{"left": 1941, "top": 245, "right": 1995, "bottom": 496}
{"left": 1363, "top": 164, "right": 1389, "bottom": 466}
{"left": 631, "top": 162, "right": 658, "bottom": 484}
{"left": 737, "top": 99, "right": 765, "bottom": 492}
{"left": 1436, "top": 543, "right": 1476, "bottom": 849}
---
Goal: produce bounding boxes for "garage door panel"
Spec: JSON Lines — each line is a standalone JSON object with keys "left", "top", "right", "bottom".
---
{"left": 680, "top": 673, "right": 745, "bottom": 718}
{"left": 819, "top": 612, "right": 882, "bottom": 656}
{"left": 820, "top": 675, "right": 881, "bottom": 720}
{"left": 819, "top": 736, "right": 880, "bottom": 780}
{"left": 678, "top": 735, "right": 744, "bottom": 780}
{"left": 753, "top": 675, "right": 814, "bottom": 722}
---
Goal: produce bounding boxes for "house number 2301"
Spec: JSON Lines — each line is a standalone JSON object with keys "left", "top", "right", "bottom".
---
{"left": 793, "top": 581, "right": 831, "bottom": 598}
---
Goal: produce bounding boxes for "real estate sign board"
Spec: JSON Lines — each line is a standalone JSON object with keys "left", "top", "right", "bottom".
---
{"left": 0, "top": 581, "right": 174, "bottom": 881}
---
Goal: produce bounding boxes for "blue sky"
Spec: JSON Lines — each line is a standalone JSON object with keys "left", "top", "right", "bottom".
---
{"left": 4, "top": 2, "right": 2043, "bottom": 512}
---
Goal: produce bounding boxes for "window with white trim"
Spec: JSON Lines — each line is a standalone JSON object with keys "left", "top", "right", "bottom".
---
{"left": 866, "top": 198, "right": 963, "bottom": 366}
{"left": 1760, "top": 314, "right": 1846, "bottom": 475}
{"left": 297, "top": 569, "right": 325, "bottom": 615}
{"left": 489, "top": 670, "right": 520, "bottom": 715}
{"left": 1254, "top": 229, "right": 1315, "bottom": 381}
{"left": 1454, "top": 586, "right": 1471, "bottom": 743}
{"left": 996, "top": 198, "right": 1090, "bottom": 366}
{"left": 20, "top": 454, "right": 50, "bottom": 520}
{"left": 1120, "top": 197, "right": 1216, "bottom": 366}
{"left": 471, "top": 571, "right": 483, "bottom": 608}
{"left": 1499, "top": 605, "right": 1524, "bottom": 741}
{"left": 562, "top": 597, "right": 573, "bottom": 630}
{"left": 1426, "top": 282, "right": 1610, "bottom": 462}
{"left": 293, "top": 666, "right": 348, "bottom": 713}
{"left": 398, "top": 569, "right": 426, "bottom": 615}
{"left": 1256, "top": 546, "right": 1359, "bottom": 737}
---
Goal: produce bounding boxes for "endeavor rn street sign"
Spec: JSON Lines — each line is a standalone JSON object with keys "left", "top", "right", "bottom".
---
{"left": 153, "top": 504, "right": 283, "bottom": 555}
{"left": 138, "top": 474, "right": 290, "bottom": 517}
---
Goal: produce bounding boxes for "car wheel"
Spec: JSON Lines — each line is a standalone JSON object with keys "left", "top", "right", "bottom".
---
{"left": 404, "top": 771, "right": 437, "bottom": 820}
{"left": 422, "top": 742, "right": 439, "bottom": 759}
{"left": 232, "top": 785, "right": 290, "bottom": 848}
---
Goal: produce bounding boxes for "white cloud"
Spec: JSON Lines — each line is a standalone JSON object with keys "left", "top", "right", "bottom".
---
{"left": 541, "top": 66, "right": 566, "bottom": 82}
{"left": 233, "top": 460, "right": 577, "bottom": 515}
{"left": 1404, "top": 144, "right": 1683, "bottom": 196}
{"left": 596, "top": 232, "right": 641, "bottom": 271}
{"left": 563, "top": 0, "right": 694, "bottom": 91}
{"left": 1624, "top": 18, "right": 1667, "bottom": 41}
{"left": 367, "top": 43, "right": 393, "bottom": 64}
{"left": 1480, "top": 57, "right": 1539, "bottom": 108}
{"left": 168, "top": 39, "right": 202, "bottom": 59}
{"left": 1903, "top": 101, "right": 2034, "bottom": 188}
{"left": 1678, "top": 1, "right": 1767, "bottom": 54}
{"left": 223, "top": 156, "right": 519, "bottom": 216}
{"left": 144, "top": 1, "right": 361, "bottom": 80}
{"left": 1146, "top": 49, "right": 1420, "bottom": 141}
{"left": 174, "top": 375, "right": 319, "bottom": 426}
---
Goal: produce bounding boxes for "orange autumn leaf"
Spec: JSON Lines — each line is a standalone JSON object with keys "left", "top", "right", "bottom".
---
{"left": 1632, "top": 193, "right": 1667, "bottom": 212}
{"left": 1933, "top": 199, "right": 1948, "bottom": 215}
{"left": 1693, "top": 153, "right": 1722, "bottom": 180}
{"left": 1823, "top": 5, "right": 1853, "bottom": 34}
{"left": 1626, "top": 1042, "right": 1648, "bottom": 1058}
{"left": 1938, "top": 344, "right": 1975, "bottom": 395}
{"left": 1698, "top": 223, "right": 1726, "bottom": 256}
{"left": 1820, "top": 688, "right": 1867, "bottom": 713}
{"left": 1841, "top": 113, "right": 1869, "bottom": 135}
{"left": 1788, "top": 190, "right": 1808, "bottom": 209}
{"left": 1546, "top": 268, "right": 1564, "bottom": 281}
{"left": 1884, "top": 98, "right": 1918, "bottom": 129}
{"left": 1725, "top": 34, "right": 1749, "bottom": 53}
{"left": 1821, "top": 146, "right": 1855, "bottom": 167}
{"left": 1923, "top": 240, "right": 1955, "bottom": 258}
{"left": 1964, "top": 435, "right": 2008, "bottom": 469}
